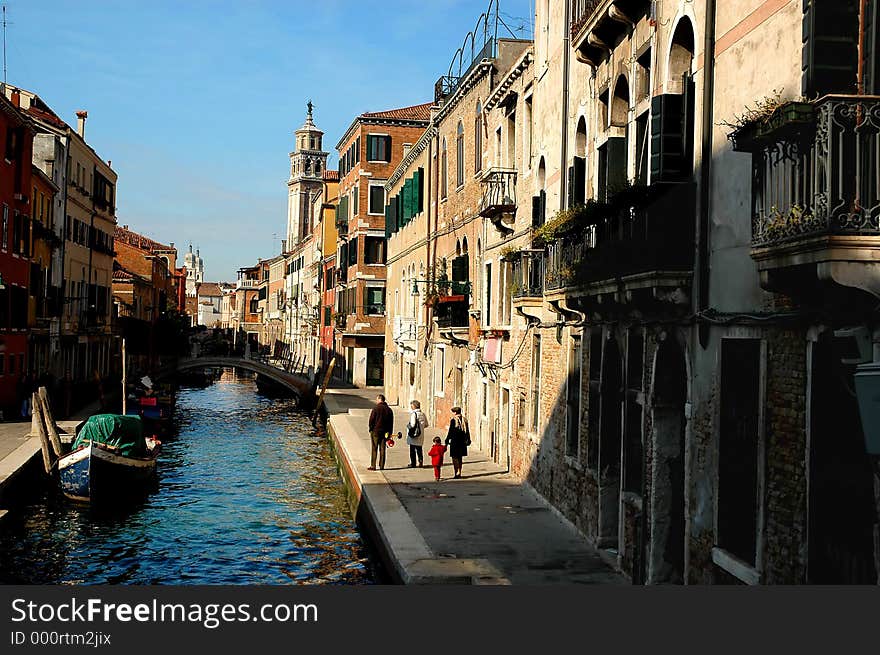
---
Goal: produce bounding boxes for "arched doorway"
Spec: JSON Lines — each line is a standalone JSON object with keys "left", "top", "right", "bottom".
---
{"left": 649, "top": 338, "right": 688, "bottom": 584}
{"left": 598, "top": 335, "right": 623, "bottom": 550}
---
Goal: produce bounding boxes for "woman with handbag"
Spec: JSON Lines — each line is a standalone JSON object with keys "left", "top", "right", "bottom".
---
{"left": 445, "top": 406, "right": 470, "bottom": 479}
{"left": 406, "top": 400, "right": 428, "bottom": 467}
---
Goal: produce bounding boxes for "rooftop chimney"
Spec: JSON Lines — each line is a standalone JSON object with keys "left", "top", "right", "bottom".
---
{"left": 75, "top": 110, "right": 88, "bottom": 138}
{"left": 10, "top": 90, "right": 20, "bottom": 107}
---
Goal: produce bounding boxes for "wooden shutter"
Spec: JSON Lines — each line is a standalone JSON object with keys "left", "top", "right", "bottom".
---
{"left": 532, "top": 195, "right": 542, "bottom": 228}
{"left": 567, "top": 165, "right": 575, "bottom": 209}
{"left": 649, "top": 77, "right": 694, "bottom": 184}
{"left": 802, "top": 0, "right": 859, "bottom": 96}
{"left": 573, "top": 157, "right": 586, "bottom": 206}
{"left": 451, "top": 254, "right": 469, "bottom": 282}
{"left": 402, "top": 178, "right": 413, "bottom": 222}
{"left": 383, "top": 135, "right": 392, "bottom": 162}
{"left": 415, "top": 168, "right": 424, "bottom": 213}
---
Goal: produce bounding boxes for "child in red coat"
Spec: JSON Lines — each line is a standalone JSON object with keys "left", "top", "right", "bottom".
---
{"left": 428, "top": 436, "right": 447, "bottom": 481}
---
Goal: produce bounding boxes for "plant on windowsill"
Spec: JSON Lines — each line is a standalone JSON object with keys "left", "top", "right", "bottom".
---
{"left": 535, "top": 200, "right": 609, "bottom": 244}
{"left": 724, "top": 89, "right": 814, "bottom": 152}
{"left": 500, "top": 245, "right": 519, "bottom": 262}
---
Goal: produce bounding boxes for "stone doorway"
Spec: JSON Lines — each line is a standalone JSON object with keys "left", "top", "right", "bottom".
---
{"left": 648, "top": 339, "right": 688, "bottom": 584}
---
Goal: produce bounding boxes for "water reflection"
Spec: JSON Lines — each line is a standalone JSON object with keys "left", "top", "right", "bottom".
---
{"left": 0, "top": 370, "right": 376, "bottom": 585}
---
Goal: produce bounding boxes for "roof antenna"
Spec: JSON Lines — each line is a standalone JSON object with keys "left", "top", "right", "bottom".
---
{"left": 2, "top": 3, "right": 9, "bottom": 87}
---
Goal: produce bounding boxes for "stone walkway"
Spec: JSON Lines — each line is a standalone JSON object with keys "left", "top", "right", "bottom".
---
{"left": 323, "top": 386, "right": 625, "bottom": 584}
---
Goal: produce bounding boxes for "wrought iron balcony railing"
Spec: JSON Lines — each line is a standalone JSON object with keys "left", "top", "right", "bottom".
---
{"left": 511, "top": 250, "right": 545, "bottom": 298}
{"left": 737, "top": 95, "right": 880, "bottom": 248}
{"left": 569, "top": 0, "right": 603, "bottom": 38}
{"left": 542, "top": 182, "right": 696, "bottom": 291}
{"left": 479, "top": 168, "right": 517, "bottom": 219}
{"left": 435, "top": 299, "right": 469, "bottom": 329}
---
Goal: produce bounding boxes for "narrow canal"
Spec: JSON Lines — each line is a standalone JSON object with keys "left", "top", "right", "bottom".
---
{"left": 0, "top": 369, "right": 378, "bottom": 584}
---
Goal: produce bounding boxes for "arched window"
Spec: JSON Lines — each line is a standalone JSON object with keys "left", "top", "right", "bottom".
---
{"left": 474, "top": 102, "right": 483, "bottom": 173}
{"left": 456, "top": 121, "right": 465, "bottom": 188}
{"left": 441, "top": 137, "right": 448, "bottom": 198}
{"left": 462, "top": 236, "right": 468, "bottom": 254}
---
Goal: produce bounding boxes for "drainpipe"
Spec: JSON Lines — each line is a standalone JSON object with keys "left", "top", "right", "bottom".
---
{"left": 858, "top": 0, "right": 868, "bottom": 95}
{"left": 560, "top": 0, "right": 572, "bottom": 211}
{"left": 696, "top": 0, "right": 717, "bottom": 349}
{"left": 57, "top": 134, "right": 70, "bottom": 380}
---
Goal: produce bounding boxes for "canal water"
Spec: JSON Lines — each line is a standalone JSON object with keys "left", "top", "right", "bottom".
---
{"left": 0, "top": 370, "right": 378, "bottom": 584}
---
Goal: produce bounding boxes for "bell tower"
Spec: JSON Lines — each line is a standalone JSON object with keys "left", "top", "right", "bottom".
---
{"left": 287, "top": 101, "right": 328, "bottom": 247}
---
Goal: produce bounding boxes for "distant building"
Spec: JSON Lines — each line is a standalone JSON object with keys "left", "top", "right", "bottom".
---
{"left": 0, "top": 91, "right": 35, "bottom": 415}
{"left": 196, "top": 282, "right": 224, "bottom": 328}
{"left": 334, "top": 102, "right": 431, "bottom": 386}
{"left": 183, "top": 244, "right": 204, "bottom": 297}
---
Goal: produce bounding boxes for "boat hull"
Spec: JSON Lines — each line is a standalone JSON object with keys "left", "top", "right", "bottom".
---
{"left": 58, "top": 444, "right": 158, "bottom": 503}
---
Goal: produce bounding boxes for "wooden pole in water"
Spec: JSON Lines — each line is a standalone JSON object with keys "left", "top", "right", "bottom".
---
{"left": 33, "top": 393, "right": 53, "bottom": 474}
{"left": 37, "top": 386, "right": 63, "bottom": 458}
{"left": 311, "top": 358, "right": 336, "bottom": 425}
{"left": 122, "top": 337, "right": 127, "bottom": 415}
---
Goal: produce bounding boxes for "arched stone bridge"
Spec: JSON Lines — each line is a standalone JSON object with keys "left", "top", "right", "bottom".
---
{"left": 160, "top": 357, "right": 314, "bottom": 398}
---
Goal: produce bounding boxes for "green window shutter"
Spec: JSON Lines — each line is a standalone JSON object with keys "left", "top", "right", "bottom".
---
{"left": 414, "top": 168, "right": 424, "bottom": 213}
{"left": 391, "top": 197, "right": 399, "bottom": 232}
{"left": 649, "top": 78, "right": 694, "bottom": 183}
{"left": 385, "top": 203, "right": 393, "bottom": 240}
{"left": 383, "top": 136, "right": 392, "bottom": 162}
{"left": 403, "top": 178, "right": 413, "bottom": 221}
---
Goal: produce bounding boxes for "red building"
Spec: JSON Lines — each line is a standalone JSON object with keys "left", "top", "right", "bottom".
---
{"left": 0, "top": 92, "right": 34, "bottom": 417}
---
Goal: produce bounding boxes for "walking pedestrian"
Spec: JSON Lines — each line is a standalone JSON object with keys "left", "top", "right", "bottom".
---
{"left": 406, "top": 399, "right": 429, "bottom": 468}
{"left": 367, "top": 394, "right": 394, "bottom": 471}
{"left": 17, "top": 372, "right": 33, "bottom": 419}
{"left": 445, "top": 406, "right": 470, "bottom": 478}
{"left": 428, "top": 436, "right": 447, "bottom": 481}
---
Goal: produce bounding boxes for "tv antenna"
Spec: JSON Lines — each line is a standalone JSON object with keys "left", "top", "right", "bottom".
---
{"left": 2, "top": 3, "right": 9, "bottom": 86}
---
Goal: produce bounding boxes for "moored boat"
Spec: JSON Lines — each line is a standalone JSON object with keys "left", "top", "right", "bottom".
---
{"left": 58, "top": 414, "right": 160, "bottom": 503}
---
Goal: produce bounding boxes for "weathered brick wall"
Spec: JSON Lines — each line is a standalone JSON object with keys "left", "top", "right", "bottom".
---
{"left": 762, "top": 328, "right": 808, "bottom": 583}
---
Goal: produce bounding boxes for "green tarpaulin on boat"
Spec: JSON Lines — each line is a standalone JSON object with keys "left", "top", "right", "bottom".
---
{"left": 72, "top": 414, "right": 147, "bottom": 458}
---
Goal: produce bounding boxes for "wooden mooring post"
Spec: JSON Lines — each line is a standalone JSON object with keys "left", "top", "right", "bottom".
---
{"left": 311, "top": 358, "right": 336, "bottom": 425}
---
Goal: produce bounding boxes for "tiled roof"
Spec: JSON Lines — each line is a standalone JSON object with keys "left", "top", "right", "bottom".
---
{"left": 197, "top": 282, "right": 224, "bottom": 297}
{"left": 27, "top": 105, "right": 68, "bottom": 130}
{"left": 115, "top": 225, "right": 173, "bottom": 253}
{"left": 323, "top": 170, "right": 339, "bottom": 182}
{"left": 361, "top": 102, "right": 432, "bottom": 122}
{"left": 112, "top": 262, "right": 137, "bottom": 282}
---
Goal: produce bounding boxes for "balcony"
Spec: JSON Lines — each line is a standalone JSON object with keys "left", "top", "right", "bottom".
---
{"left": 236, "top": 278, "right": 261, "bottom": 289}
{"left": 734, "top": 95, "right": 880, "bottom": 302}
{"left": 570, "top": 1, "right": 649, "bottom": 67}
{"left": 480, "top": 168, "right": 517, "bottom": 233}
{"left": 393, "top": 316, "right": 417, "bottom": 343}
{"left": 510, "top": 250, "right": 545, "bottom": 300}
{"left": 543, "top": 183, "right": 695, "bottom": 314}
{"left": 434, "top": 298, "right": 469, "bottom": 330}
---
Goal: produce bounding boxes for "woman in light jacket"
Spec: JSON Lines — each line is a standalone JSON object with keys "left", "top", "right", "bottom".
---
{"left": 445, "top": 406, "right": 470, "bottom": 478}
{"left": 406, "top": 400, "right": 429, "bottom": 468}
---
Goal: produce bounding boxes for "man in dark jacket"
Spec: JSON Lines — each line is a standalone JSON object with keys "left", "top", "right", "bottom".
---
{"left": 367, "top": 394, "right": 394, "bottom": 470}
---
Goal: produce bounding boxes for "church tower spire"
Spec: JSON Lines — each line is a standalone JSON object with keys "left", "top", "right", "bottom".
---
{"left": 287, "top": 101, "right": 328, "bottom": 247}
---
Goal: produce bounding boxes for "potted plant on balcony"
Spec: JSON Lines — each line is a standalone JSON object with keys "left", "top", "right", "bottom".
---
{"left": 726, "top": 90, "right": 814, "bottom": 152}
{"left": 535, "top": 200, "right": 609, "bottom": 244}
{"left": 500, "top": 245, "right": 519, "bottom": 262}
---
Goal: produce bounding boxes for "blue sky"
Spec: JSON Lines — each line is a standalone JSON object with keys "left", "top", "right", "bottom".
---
{"left": 4, "top": 0, "right": 533, "bottom": 280}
